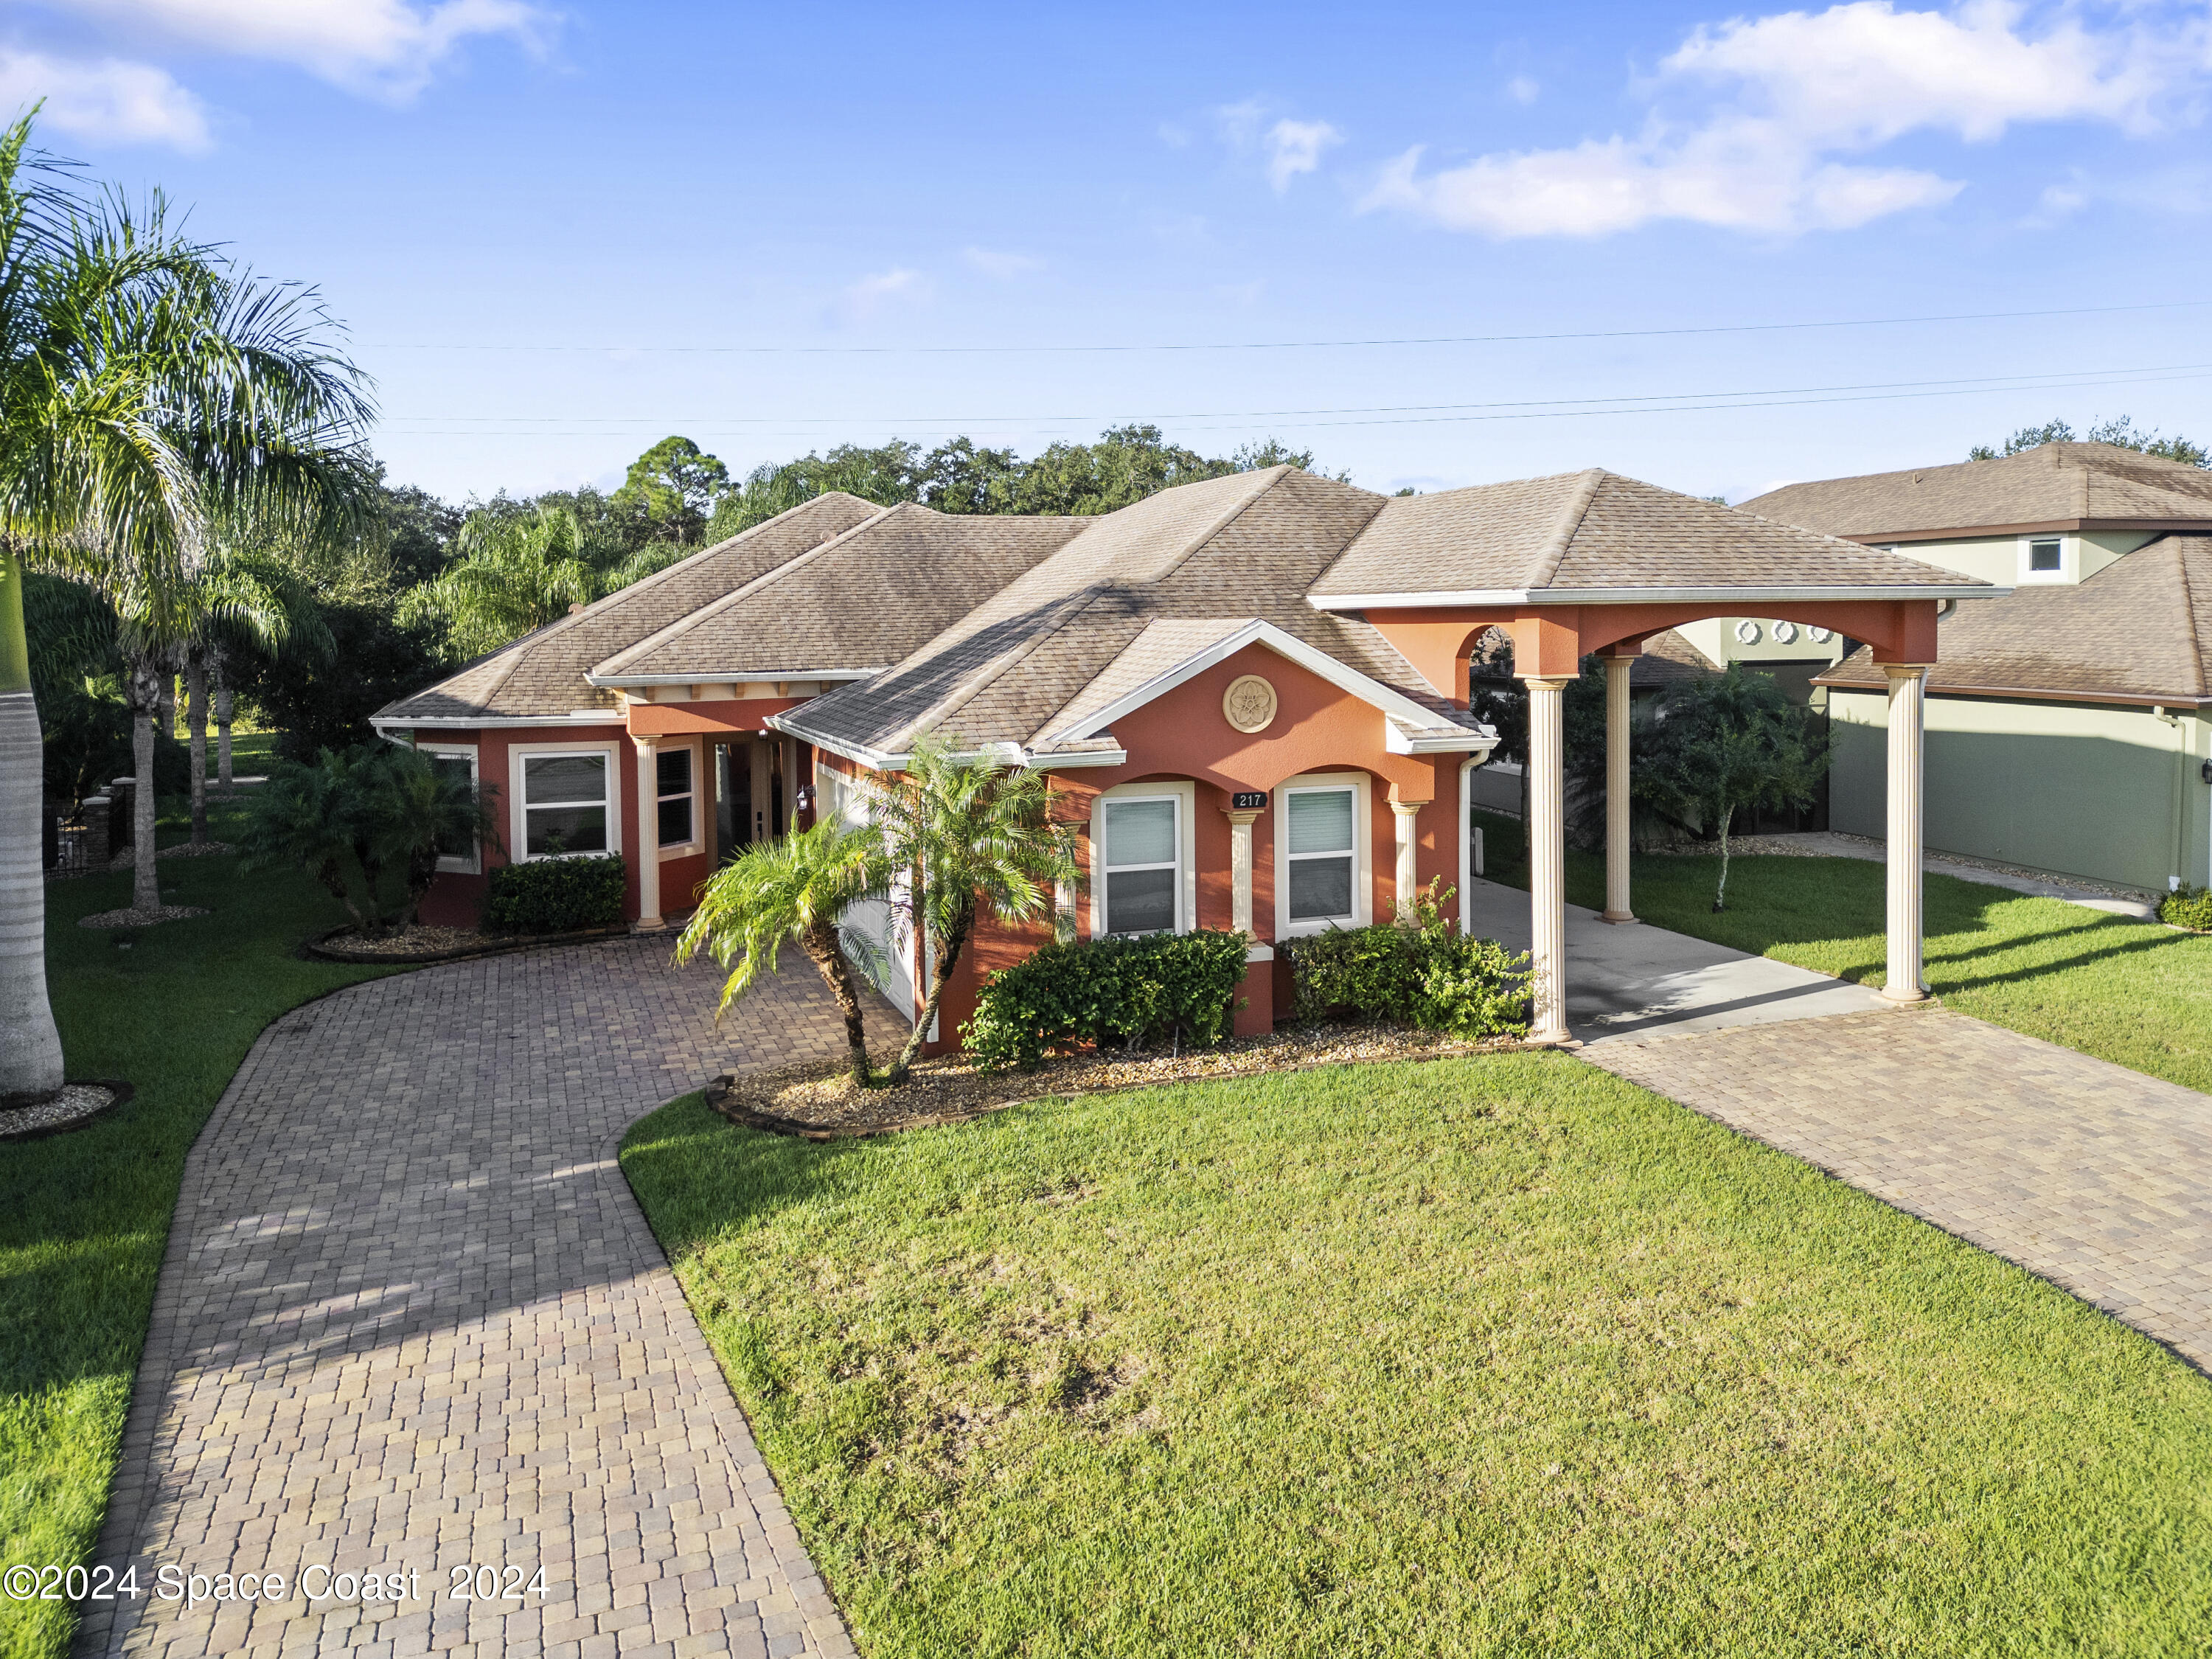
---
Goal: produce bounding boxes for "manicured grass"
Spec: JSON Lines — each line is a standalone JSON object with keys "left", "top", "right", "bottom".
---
{"left": 0, "top": 811, "right": 386, "bottom": 1659}
{"left": 1470, "top": 810, "right": 2212, "bottom": 1094}
{"left": 624, "top": 1060, "right": 2212, "bottom": 1657}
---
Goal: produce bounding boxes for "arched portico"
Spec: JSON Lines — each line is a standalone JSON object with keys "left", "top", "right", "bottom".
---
{"left": 1341, "top": 597, "right": 1947, "bottom": 1044}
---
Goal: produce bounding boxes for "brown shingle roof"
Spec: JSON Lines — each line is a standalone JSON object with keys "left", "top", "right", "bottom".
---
{"left": 590, "top": 504, "right": 1085, "bottom": 683}
{"left": 1741, "top": 442, "right": 2212, "bottom": 540}
{"left": 1310, "top": 470, "right": 1986, "bottom": 599}
{"left": 784, "top": 467, "right": 1486, "bottom": 757}
{"left": 374, "top": 493, "right": 881, "bottom": 724}
{"left": 1817, "top": 534, "right": 2212, "bottom": 704}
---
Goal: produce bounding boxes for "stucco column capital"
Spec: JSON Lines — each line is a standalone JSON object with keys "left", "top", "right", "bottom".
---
{"left": 1388, "top": 797, "right": 1430, "bottom": 818}
{"left": 1222, "top": 807, "right": 1262, "bottom": 827}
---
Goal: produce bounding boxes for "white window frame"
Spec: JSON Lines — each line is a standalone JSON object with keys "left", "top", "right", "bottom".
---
{"left": 1274, "top": 771, "right": 1372, "bottom": 938}
{"left": 418, "top": 741, "right": 481, "bottom": 874}
{"left": 653, "top": 736, "right": 703, "bottom": 859}
{"left": 2019, "top": 533, "right": 2072, "bottom": 585}
{"left": 508, "top": 740, "right": 622, "bottom": 863}
{"left": 1089, "top": 779, "right": 1197, "bottom": 939}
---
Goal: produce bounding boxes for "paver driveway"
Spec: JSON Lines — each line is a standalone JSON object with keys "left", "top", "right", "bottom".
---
{"left": 1592, "top": 1005, "right": 2212, "bottom": 1372}
{"left": 78, "top": 937, "right": 897, "bottom": 1659}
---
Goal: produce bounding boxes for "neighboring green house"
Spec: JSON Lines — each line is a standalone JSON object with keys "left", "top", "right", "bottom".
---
{"left": 1741, "top": 442, "right": 2212, "bottom": 894}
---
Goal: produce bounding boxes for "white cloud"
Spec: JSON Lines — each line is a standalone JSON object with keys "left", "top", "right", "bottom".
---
{"left": 1367, "top": 1, "right": 2199, "bottom": 237}
{"left": 834, "top": 266, "right": 927, "bottom": 324}
{"left": 0, "top": 49, "right": 211, "bottom": 149}
{"left": 1506, "top": 75, "right": 1540, "bottom": 106}
{"left": 962, "top": 246, "right": 1043, "bottom": 279}
{"left": 67, "top": 0, "right": 551, "bottom": 98}
{"left": 1265, "top": 116, "right": 1340, "bottom": 192}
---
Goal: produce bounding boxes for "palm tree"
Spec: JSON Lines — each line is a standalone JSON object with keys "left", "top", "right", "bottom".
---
{"left": 0, "top": 111, "right": 372, "bottom": 1099}
{"left": 675, "top": 820, "right": 887, "bottom": 1085}
{"left": 869, "top": 739, "right": 1081, "bottom": 1085}
{"left": 400, "top": 503, "right": 613, "bottom": 660}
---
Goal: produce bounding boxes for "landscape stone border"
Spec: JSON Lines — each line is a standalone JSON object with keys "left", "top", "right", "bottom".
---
{"left": 0, "top": 1079, "right": 136, "bottom": 1144}
{"left": 302, "top": 921, "right": 633, "bottom": 964}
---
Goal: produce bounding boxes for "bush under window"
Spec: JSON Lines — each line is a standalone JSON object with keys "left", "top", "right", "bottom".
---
{"left": 484, "top": 853, "right": 628, "bottom": 934}
{"left": 1284, "top": 885, "right": 1529, "bottom": 1042}
{"left": 962, "top": 929, "right": 1251, "bottom": 1072}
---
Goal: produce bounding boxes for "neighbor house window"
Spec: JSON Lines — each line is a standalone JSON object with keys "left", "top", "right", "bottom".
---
{"left": 1101, "top": 795, "right": 1180, "bottom": 934}
{"left": 1284, "top": 785, "right": 1357, "bottom": 925}
{"left": 521, "top": 751, "right": 611, "bottom": 858}
{"left": 2028, "top": 538, "right": 2062, "bottom": 573}
{"left": 656, "top": 747, "right": 694, "bottom": 848}
{"left": 423, "top": 746, "right": 479, "bottom": 874}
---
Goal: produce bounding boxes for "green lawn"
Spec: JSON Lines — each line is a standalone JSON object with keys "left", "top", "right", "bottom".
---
{"left": 0, "top": 812, "right": 383, "bottom": 1659}
{"left": 624, "top": 1059, "right": 2212, "bottom": 1658}
{"left": 1470, "top": 810, "right": 2212, "bottom": 1094}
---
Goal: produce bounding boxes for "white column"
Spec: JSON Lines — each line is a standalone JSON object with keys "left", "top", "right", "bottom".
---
{"left": 1524, "top": 675, "right": 1572, "bottom": 1043}
{"left": 1882, "top": 665, "right": 1929, "bottom": 1002}
{"left": 1391, "top": 799, "right": 1428, "bottom": 920}
{"left": 781, "top": 736, "right": 801, "bottom": 834}
{"left": 1601, "top": 655, "right": 1635, "bottom": 924}
{"left": 633, "top": 736, "right": 663, "bottom": 931}
{"left": 1224, "top": 808, "right": 1261, "bottom": 936}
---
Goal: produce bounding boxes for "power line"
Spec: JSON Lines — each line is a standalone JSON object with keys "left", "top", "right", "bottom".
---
{"left": 372, "top": 361, "right": 2212, "bottom": 437}
{"left": 360, "top": 296, "right": 2212, "bottom": 357}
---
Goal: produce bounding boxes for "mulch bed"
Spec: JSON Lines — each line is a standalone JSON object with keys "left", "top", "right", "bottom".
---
{"left": 77, "top": 903, "right": 209, "bottom": 929}
{"left": 707, "top": 1023, "right": 1526, "bottom": 1141}
{"left": 305, "top": 922, "right": 633, "bottom": 964}
{"left": 0, "top": 1081, "right": 134, "bottom": 1143}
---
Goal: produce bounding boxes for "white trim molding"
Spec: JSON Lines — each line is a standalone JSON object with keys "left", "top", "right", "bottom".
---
{"left": 1089, "top": 779, "right": 1198, "bottom": 939}
{"left": 1274, "top": 771, "right": 1373, "bottom": 939}
{"left": 1307, "top": 582, "right": 2009, "bottom": 611}
{"left": 508, "top": 740, "right": 624, "bottom": 863}
{"left": 650, "top": 733, "right": 705, "bottom": 860}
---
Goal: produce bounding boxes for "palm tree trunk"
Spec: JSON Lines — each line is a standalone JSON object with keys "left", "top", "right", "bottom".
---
{"left": 0, "top": 548, "right": 66, "bottom": 1101}
{"left": 158, "top": 672, "right": 175, "bottom": 741}
{"left": 886, "top": 914, "right": 968, "bottom": 1085}
{"left": 185, "top": 650, "right": 209, "bottom": 846}
{"left": 213, "top": 656, "right": 234, "bottom": 795}
{"left": 801, "top": 919, "right": 872, "bottom": 1083}
{"left": 130, "top": 658, "right": 162, "bottom": 914}
{"left": 1714, "top": 805, "right": 1734, "bottom": 912}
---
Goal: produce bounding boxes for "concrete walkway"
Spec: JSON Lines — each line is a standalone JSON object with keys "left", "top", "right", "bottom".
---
{"left": 1461, "top": 877, "right": 1885, "bottom": 1045}
{"left": 80, "top": 939, "right": 897, "bottom": 1659}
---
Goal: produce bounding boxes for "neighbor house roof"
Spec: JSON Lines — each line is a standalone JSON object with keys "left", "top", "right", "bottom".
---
{"left": 1818, "top": 533, "right": 2212, "bottom": 706}
{"left": 1307, "top": 468, "right": 1989, "bottom": 605}
{"left": 779, "top": 466, "right": 1488, "bottom": 764}
{"left": 588, "top": 504, "right": 1086, "bottom": 685}
{"left": 1741, "top": 442, "right": 2212, "bottom": 542}
{"left": 373, "top": 492, "right": 881, "bottom": 726}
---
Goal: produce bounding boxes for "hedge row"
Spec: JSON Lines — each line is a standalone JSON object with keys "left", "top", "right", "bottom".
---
{"left": 2162, "top": 883, "right": 2212, "bottom": 933}
{"left": 483, "top": 854, "right": 628, "bottom": 934}
{"left": 961, "top": 929, "right": 1252, "bottom": 1072}
{"left": 1281, "top": 890, "right": 1529, "bottom": 1041}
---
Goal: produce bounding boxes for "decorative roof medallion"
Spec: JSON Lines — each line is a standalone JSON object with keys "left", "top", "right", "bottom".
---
{"left": 1222, "top": 674, "right": 1279, "bottom": 734}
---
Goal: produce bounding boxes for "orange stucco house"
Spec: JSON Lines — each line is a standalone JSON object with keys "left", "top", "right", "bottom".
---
{"left": 375, "top": 463, "right": 1989, "bottom": 1051}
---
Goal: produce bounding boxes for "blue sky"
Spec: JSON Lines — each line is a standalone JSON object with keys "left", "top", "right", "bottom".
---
{"left": 7, "top": 0, "right": 2212, "bottom": 504}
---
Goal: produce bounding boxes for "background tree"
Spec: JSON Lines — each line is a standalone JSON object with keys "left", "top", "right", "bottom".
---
{"left": 675, "top": 820, "right": 888, "bottom": 1085}
{"left": 1970, "top": 414, "right": 2208, "bottom": 467}
{"left": 1642, "top": 665, "right": 1828, "bottom": 911}
{"left": 611, "top": 434, "right": 729, "bottom": 546}
{"left": 0, "top": 112, "right": 369, "bottom": 1097}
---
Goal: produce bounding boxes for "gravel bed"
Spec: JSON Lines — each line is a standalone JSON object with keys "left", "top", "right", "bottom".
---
{"left": 321, "top": 925, "right": 487, "bottom": 957}
{"left": 712, "top": 1022, "right": 1521, "bottom": 1139}
{"left": 0, "top": 1083, "right": 116, "bottom": 1139}
{"left": 76, "top": 903, "right": 209, "bottom": 929}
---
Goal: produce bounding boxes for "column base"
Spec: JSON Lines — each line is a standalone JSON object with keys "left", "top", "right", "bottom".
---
{"left": 1877, "top": 983, "right": 1929, "bottom": 1004}
{"left": 1599, "top": 910, "right": 1638, "bottom": 925}
{"left": 1526, "top": 1025, "right": 1576, "bottom": 1048}
{"left": 632, "top": 917, "right": 668, "bottom": 934}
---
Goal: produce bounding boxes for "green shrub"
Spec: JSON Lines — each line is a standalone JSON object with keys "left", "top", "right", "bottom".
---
{"left": 1284, "top": 884, "right": 1529, "bottom": 1041}
{"left": 484, "top": 855, "right": 628, "bottom": 934}
{"left": 2162, "top": 883, "right": 2212, "bottom": 932}
{"left": 962, "top": 929, "right": 1251, "bottom": 1072}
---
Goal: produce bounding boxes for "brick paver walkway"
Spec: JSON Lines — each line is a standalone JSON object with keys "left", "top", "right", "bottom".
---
{"left": 79, "top": 938, "right": 899, "bottom": 1659}
{"left": 1590, "top": 1005, "right": 2212, "bottom": 1371}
